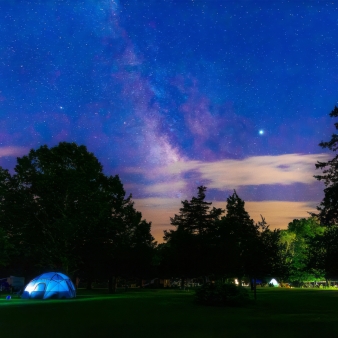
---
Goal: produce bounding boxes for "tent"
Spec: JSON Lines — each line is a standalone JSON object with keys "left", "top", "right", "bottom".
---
{"left": 21, "top": 272, "right": 76, "bottom": 299}
{"left": 269, "top": 278, "right": 279, "bottom": 287}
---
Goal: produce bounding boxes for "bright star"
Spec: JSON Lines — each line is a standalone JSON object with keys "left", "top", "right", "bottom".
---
{"left": 259, "top": 130, "right": 264, "bottom": 135}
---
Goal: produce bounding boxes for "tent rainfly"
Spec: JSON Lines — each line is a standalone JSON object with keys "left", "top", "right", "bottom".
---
{"left": 21, "top": 272, "right": 76, "bottom": 299}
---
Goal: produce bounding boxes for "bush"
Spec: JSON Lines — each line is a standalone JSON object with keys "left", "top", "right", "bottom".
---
{"left": 195, "top": 282, "right": 250, "bottom": 307}
{"left": 279, "top": 282, "right": 291, "bottom": 288}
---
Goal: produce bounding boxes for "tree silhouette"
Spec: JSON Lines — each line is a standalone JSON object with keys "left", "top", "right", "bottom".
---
{"left": 0, "top": 142, "right": 155, "bottom": 285}
{"left": 163, "top": 186, "right": 224, "bottom": 286}
{"left": 313, "top": 106, "right": 338, "bottom": 225}
{"left": 307, "top": 225, "right": 338, "bottom": 283}
{"left": 216, "top": 191, "right": 258, "bottom": 282}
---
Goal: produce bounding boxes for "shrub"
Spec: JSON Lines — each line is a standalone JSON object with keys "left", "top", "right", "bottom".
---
{"left": 279, "top": 282, "right": 291, "bottom": 288}
{"left": 195, "top": 282, "right": 250, "bottom": 307}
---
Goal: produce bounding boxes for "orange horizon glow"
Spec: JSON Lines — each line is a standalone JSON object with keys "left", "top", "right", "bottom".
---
{"left": 134, "top": 198, "right": 318, "bottom": 243}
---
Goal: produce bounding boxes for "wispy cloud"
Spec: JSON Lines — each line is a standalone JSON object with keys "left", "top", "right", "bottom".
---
{"left": 0, "top": 146, "right": 28, "bottom": 157}
{"left": 144, "top": 180, "right": 186, "bottom": 195}
{"left": 164, "top": 153, "right": 330, "bottom": 189}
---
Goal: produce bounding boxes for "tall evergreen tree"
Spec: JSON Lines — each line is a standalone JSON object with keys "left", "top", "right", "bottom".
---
{"left": 166, "top": 186, "right": 224, "bottom": 236}
{"left": 163, "top": 186, "right": 224, "bottom": 285}
{"left": 215, "top": 191, "right": 258, "bottom": 282}
{"left": 313, "top": 106, "right": 338, "bottom": 225}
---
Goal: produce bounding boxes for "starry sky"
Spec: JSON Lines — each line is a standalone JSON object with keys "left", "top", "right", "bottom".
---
{"left": 1, "top": 0, "right": 337, "bottom": 242}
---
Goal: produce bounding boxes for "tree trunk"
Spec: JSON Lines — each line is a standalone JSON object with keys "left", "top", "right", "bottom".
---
{"left": 108, "top": 276, "right": 113, "bottom": 293}
{"left": 250, "top": 277, "right": 254, "bottom": 291}
{"left": 73, "top": 276, "right": 80, "bottom": 290}
{"left": 108, "top": 276, "right": 117, "bottom": 293}
{"left": 181, "top": 277, "right": 185, "bottom": 290}
{"left": 86, "top": 277, "right": 92, "bottom": 290}
{"left": 254, "top": 278, "right": 257, "bottom": 301}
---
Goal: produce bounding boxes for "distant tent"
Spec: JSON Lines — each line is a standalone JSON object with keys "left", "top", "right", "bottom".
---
{"left": 21, "top": 272, "right": 76, "bottom": 300}
{"left": 269, "top": 278, "right": 279, "bottom": 287}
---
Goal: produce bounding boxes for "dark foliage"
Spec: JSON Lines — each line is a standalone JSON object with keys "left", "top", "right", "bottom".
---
{"left": 215, "top": 191, "right": 259, "bottom": 279}
{"left": 214, "top": 193, "right": 283, "bottom": 281}
{"left": 0, "top": 142, "right": 155, "bottom": 284}
{"left": 313, "top": 106, "right": 338, "bottom": 225}
{"left": 307, "top": 225, "right": 338, "bottom": 280}
{"left": 163, "top": 186, "right": 224, "bottom": 283}
{"left": 195, "top": 282, "right": 250, "bottom": 307}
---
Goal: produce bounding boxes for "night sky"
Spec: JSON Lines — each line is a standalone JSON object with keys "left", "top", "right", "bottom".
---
{"left": 1, "top": 0, "right": 337, "bottom": 241}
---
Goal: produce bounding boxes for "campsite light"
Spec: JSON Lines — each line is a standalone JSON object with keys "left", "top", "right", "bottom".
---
{"left": 24, "top": 282, "right": 35, "bottom": 294}
{"left": 6, "top": 295, "right": 11, "bottom": 300}
{"left": 269, "top": 278, "right": 279, "bottom": 287}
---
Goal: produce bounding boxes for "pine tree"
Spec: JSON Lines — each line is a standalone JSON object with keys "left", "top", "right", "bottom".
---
{"left": 166, "top": 186, "right": 224, "bottom": 236}
{"left": 313, "top": 106, "right": 338, "bottom": 225}
{"left": 163, "top": 186, "right": 224, "bottom": 285}
{"left": 217, "top": 191, "right": 258, "bottom": 281}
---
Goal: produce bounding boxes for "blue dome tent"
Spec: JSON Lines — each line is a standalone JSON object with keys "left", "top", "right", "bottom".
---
{"left": 21, "top": 272, "right": 76, "bottom": 300}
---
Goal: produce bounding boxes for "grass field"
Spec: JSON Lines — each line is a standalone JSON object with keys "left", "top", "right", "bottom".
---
{"left": 1, "top": 287, "right": 338, "bottom": 337}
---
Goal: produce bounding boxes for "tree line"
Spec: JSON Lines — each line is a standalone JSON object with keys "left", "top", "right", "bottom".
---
{"left": 0, "top": 143, "right": 155, "bottom": 292}
{"left": 0, "top": 106, "right": 338, "bottom": 290}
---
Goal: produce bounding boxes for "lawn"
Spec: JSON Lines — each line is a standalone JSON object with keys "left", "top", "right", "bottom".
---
{"left": 1, "top": 287, "right": 338, "bottom": 337}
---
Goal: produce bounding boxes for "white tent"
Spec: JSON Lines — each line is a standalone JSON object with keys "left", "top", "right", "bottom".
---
{"left": 269, "top": 278, "right": 279, "bottom": 287}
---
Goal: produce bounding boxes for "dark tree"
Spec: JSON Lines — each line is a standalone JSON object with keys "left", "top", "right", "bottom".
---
{"left": 0, "top": 168, "right": 17, "bottom": 268}
{"left": 253, "top": 217, "right": 288, "bottom": 282}
{"left": 104, "top": 200, "right": 155, "bottom": 292}
{"left": 0, "top": 142, "right": 155, "bottom": 285}
{"left": 215, "top": 191, "right": 258, "bottom": 282}
{"left": 0, "top": 227, "right": 14, "bottom": 268}
{"left": 163, "top": 186, "right": 224, "bottom": 286}
{"left": 313, "top": 106, "right": 338, "bottom": 225}
{"left": 215, "top": 192, "right": 285, "bottom": 300}
{"left": 9, "top": 142, "right": 111, "bottom": 276}
{"left": 167, "top": 186, "right": 224, "bottom": 236}
{"left": 307, "top": 225, "right": 338, "bottom": 283}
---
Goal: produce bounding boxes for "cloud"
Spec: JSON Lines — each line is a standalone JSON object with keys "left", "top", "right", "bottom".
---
{"left": 0, "top": 146, "right": 28, "bottom": 157}
{"left": 144, "top": 180, "right": 186, "bottom": 195}
{"left": 164, "top": 153, "right": 330, "bottom": 189}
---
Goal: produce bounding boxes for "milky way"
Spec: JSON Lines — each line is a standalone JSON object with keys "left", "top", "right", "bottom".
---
{"left": 1, "top": 0, "right": 338, "bottom": 241}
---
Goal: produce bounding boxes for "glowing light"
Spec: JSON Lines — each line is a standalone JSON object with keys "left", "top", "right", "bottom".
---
{"left": 269, "top": 278, "right": 279, "bottom": 287}
{"left": 21, "top": 272, "right": 76, "bottom": 299}
{"left": 25, "top": 282, "right": 35, "bottom": 293}
{"left": 259, "top": 130, "right": 264, "bottom": 135}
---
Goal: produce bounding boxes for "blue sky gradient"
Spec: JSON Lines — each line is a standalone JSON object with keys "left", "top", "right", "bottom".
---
{"left": 1, "top": 0, "right": 337, "bottom": 241}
